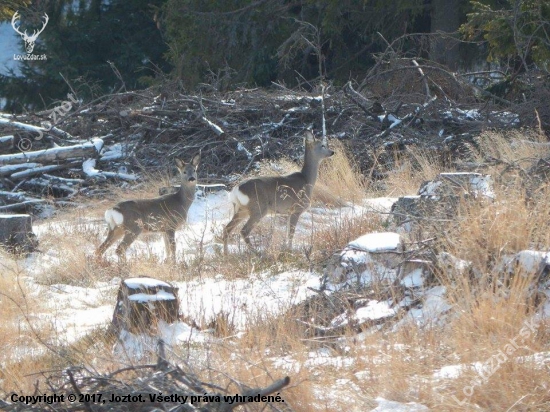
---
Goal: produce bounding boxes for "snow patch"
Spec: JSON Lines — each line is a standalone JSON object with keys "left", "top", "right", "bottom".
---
{"left": 125, "top": 277, "right": 172, "bottom": 289}
{"left": 347, "top": 232, "right": 402, "bottom": 253}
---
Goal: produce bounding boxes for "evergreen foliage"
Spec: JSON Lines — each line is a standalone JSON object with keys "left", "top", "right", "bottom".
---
{"left": 5, "top": 0, "right": 547, "bottom": 112}
{"left": 0, "top": 0, "right": 30, "bottom": 20}
{"left": 1, "top": 0, "right": 168, "bottom": 111}
{"left": 463, "top": 0, "right": 550, "bottom": 73}
{"left": 162, "top": 0, "right": 430, "bottom": 89}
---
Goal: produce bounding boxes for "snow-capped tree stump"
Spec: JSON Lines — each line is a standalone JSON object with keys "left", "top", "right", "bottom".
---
{"left": 0, "top": 214, "right": 38, "bottom": 253}
{"left": 111, "top": 277, "right": 180, "bottom": 336}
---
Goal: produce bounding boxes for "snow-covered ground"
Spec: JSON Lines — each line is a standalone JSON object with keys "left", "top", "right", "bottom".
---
{"left": 23, "top": 190, "right": 398, "bottom": 347}
{"left": 6, "top": 187, "right": 550, "bottom": 411}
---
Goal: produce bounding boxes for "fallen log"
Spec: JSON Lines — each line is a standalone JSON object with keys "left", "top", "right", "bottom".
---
{"left": 0, "top": 199, "right": 47, "bottom": 212}
{"left": 0, "top": 117, "right": 73, "bottom": 140}
{"left": 9, "top": 161, "right": 80, "bottom": 179}
{"left": 0, "top": 135, "right": 14, "bottom": 152}
{"left": 20, "top": 178, "right": 78, "bottom": 198}
{"left": 0, "top": 163, "right": 42, "bottom": 177}
{"left": 0, "top": 138, "right": 104, "bottom": 166}
{"left": 83, "top": 158, "right": 138, "bottom": 181}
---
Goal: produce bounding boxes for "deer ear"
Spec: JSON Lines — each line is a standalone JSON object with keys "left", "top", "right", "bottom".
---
{"left": 191, "top": 153, "right": 200, "bottom": 167}
{"left": 175, "top": 158, "right": 185, "bottom": 170}
{"left": 304, "top": 130, "right": 315, "bottom": 145}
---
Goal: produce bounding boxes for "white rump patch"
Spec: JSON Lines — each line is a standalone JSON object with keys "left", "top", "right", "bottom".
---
{"left": 230, "top": 186, "right": 250, "bottom": 206}
{"left": 105, "top": 209, "right": 124, "bottom": 229}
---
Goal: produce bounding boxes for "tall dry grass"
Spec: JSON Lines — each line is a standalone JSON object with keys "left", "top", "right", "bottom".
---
{"left": 2, "top": 130, "right": 550, "bottom": 411}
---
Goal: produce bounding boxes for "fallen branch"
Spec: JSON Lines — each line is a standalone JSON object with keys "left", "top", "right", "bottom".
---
{"left": 10, "top": 161, "right": 81, "bottom": 180}
{"left": 343, "top": 82, "right": 379, "bottom": 120}
{"left": 0, "top": 139, "right": 103, "bottom": 166}
{"left": 83, "top": 158, "right": 138, "bottom": 181}
{"left": 0, "top": 199, "right": 47, "bottom": 212}
{"left": 0, "top": 118, "right": 73, "bottom": 140}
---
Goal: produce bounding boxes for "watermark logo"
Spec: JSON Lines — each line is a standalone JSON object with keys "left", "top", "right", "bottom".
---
{"left": 17, "top": 93, "right": 78, "bottom": 152}
{"left": 11, "top": 11, "right": 48, "bottom": 60}
{"left": 434, "top": 316, "right": 541, "bottom": 406}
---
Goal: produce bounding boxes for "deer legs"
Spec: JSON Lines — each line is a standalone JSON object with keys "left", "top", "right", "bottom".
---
{"left": 96, "top": 226, "right": 124, "bottom": 258}
{"left": 114, "top": 229, "right": 141, "bottom": 262}
{"left": 285, "top": 211, "right": 302, "bottom": 250}
{"left": 224, "top": 208, "right": 304, "bottom": 254}
{"left": 163, "top": 229, "right": 177, "bottom": 262}
{"left": 222, "top": 208, "right": 248, "bottom": 255}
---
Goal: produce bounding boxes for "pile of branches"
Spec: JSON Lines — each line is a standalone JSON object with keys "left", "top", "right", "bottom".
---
{"left": 0, "top": 57, "right": 537, "bottom": 210}
{"left": 1, "top": 342, "right": 292, "bottom": 412}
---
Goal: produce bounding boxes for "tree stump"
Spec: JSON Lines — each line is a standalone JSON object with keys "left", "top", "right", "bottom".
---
{"left": 111, "top": 277, "right": 180, "bottom": 336}
{"left": 0, "top": 214, "right": 38, "bottom": 253}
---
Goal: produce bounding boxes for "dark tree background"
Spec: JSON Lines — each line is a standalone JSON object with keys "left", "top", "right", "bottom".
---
{"left": 1, "top": 0, "right": 548, "bottom": 112}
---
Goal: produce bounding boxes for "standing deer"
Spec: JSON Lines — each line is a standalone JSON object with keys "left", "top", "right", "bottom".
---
{"left": 97, "top": 154, "right": 200, "bottom": 262}
{"left": 222, "top": 130, "right": 334, "bottom": 255}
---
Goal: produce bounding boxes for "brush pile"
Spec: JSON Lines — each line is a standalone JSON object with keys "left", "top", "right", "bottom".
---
{"left": 0, "top": 65, "right": 541, "bottom": 213}
{"left": 1, "top": 341, "right": 292, "bottom": 412}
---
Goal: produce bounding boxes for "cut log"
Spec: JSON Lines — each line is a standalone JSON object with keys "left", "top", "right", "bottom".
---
{"left": 111, "top": 277, "right": 180, "bottom": 336}
{"left": 9, "top": 161, "right": 80, "bottom": 179}
{"left": 0, "top": 200, "right": 47, "bottom": 213}
{"left": 0, "top": 191, "right": 48, "bottom": 213}
{"left": 0, "top": 163, "right": 42, "bottom": 177}
{"left": 0, "top": 135, "right": 14, "bottom": 152}
{"left": 0, "top": 214, "right": 38, "bottom": 253}
{"left": 0, "top": 139, "right": 103, "bottom": 166}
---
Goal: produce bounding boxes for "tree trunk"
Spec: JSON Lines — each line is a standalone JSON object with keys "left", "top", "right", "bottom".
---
{"left": 430, "top": 0, "right": 462, "bottom": 70}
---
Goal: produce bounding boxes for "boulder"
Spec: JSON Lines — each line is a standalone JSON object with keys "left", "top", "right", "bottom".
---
{"left": 323, "top": 232, "right": 405, "bottom": 290}
{"left": 392, "top": 173, "right": 494, "bottom": 227}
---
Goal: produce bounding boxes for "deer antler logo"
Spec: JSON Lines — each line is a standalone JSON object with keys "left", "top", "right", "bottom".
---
{"left": 11, "top": 11, "right": 49, "bottom": 54}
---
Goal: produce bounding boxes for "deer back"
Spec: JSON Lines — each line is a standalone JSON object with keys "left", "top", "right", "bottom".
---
{"left": 237, "top": 172, "right": 311, "bottom": 214}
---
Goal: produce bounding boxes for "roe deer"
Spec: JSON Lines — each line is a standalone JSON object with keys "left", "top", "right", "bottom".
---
{"left": 97, "top": 153, "right": 200, "bottom": 262}
{"left": 222, "top": 130, "right": 334, "bottom": 254}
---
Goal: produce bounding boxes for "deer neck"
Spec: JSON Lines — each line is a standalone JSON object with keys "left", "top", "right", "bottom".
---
{"left": 301, "top": 149, "right": 322, "bottom": 191}
{"left": 177, "top": 181, "right": 196, "bottom": 204}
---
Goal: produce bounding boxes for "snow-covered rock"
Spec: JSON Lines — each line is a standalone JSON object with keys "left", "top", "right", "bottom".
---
{"left": 325, "top": 232, "right": 404, "bottom": 290}
{"left": 418, "top": 172, "right": 494, "bottom": 200}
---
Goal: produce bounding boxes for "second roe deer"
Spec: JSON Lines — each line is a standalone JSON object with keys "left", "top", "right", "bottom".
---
{"left": 222, "top": 130, "right": 334, "bottom": 254}
{"left": 97, "top": 153, "right": 200, "bottom": 262}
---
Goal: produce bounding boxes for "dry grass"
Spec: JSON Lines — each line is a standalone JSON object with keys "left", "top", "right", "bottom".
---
{"left": 383, "top": 146, "right": 445, "bottom": 196}
{"left": 317, "top": 139, "right": 367, "bottom": 204}
{"left": 2, "top": 130, "right": 550, "bottom": 411}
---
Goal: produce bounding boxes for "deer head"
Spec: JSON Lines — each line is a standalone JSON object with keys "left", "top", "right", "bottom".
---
{"left": 11, "top": 11, "right": 49, "bottom": 54}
